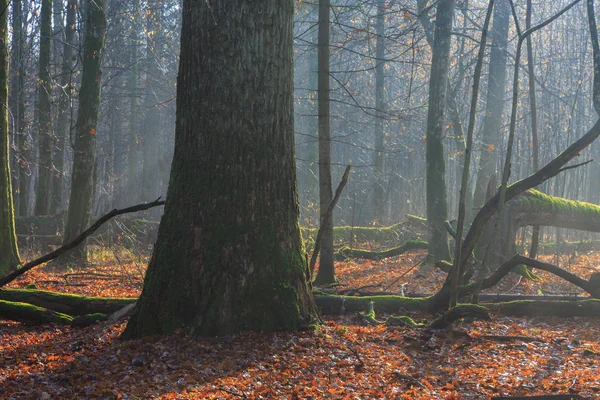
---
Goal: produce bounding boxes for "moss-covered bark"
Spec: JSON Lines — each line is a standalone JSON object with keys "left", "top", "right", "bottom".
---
{"left": 123, "top": 0, "right": 319, "bottom": 338}
{"left": 0, "top": 0, "right": 21, "bottom": 275}
{"left": 62, "top": 0, "right": 107, "bottom": 264}
{"left": 34, "top": 0, "right": 53, "bottom": 216}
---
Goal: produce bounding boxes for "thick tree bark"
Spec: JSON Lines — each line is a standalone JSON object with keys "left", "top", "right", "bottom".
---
{"left": 34, "top": 0, "right": 53, "bottom": 216}
{"left": 62, "top": 0, "right": 107, "bottom": 263}
{"left": 315, "top": 0, "right": 335, "bottom": 284}
{"left": 425, "top": 0, "right": 454, "bottom": 262}
{"left": 0, "top": 0, "right": 21, "bottom": 275}
{"left": 123, "top": 0, "right": 320, "bottom": 338}
{"left": 473, "top": 0, "right": 510, "bottom": 210}
{"left": 51, "top": 0, "right": 78, "bottom": 214}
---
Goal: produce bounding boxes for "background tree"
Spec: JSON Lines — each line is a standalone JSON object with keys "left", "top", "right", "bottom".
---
{"left": 425, "top": 0, "right": 455, "bottom": 262}
{"left": 62, "top": 0, "right": 107, "bottom": 263}
{"left": 9, "top": 0, "right": 28, "bottom": 217}
{"left": 314, "top": 0, "right": 335, "bottom": 285}
{"left": 123, "top": 0, "right": 319, "bottom": 337}
{"left": 34, "top": 0, "right": 52, "bottom": 215}
{"left": 50, "top": 0, "right": 77, "bottom": 214}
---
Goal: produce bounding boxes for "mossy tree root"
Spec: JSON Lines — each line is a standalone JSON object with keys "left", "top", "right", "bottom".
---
{"left": 335, "top": 240, "right": 429, "bottom": 261}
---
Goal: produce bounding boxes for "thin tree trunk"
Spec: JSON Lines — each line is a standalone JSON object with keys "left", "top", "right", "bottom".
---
{"left": 140, "top": 1, "right": 161, "bottom": 207}
{"left": 372, "top": 0, "right": 386, "bottom": 224}
{"left": 34, "top": 0, "right": 53, "bottom": 216}
{"left": 62, "top": 0, "right": 107, "bottom": 264}
{"left": 51, "top": 0, "right": 77, "bottom": 214}
{"left": 527, "top": 0, "right": 541, "bottom": 259}
{"left": 314, "top": 0, "right": 335, "bottom": 285}
{"left": 473, "top": 0, "right": 510, "bottom": 210}
{"left": 425, "top": 0, "right": 454, "bottom": 262}
{"left": 127, "top": 0, "right": 140, "bottom": 204}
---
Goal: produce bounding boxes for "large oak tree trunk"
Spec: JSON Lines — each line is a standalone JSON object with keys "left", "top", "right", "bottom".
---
{"left": 123, "top": 0, "right": 319, "bottom": 338}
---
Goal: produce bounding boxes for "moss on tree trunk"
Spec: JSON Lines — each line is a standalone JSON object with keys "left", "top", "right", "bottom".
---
{"left": 122, "top": 0, "right": 320, "bottom": 338}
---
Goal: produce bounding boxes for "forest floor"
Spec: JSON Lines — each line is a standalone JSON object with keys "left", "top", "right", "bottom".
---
{"left": 2, "top": 247, "right": 600, "bottom": 399}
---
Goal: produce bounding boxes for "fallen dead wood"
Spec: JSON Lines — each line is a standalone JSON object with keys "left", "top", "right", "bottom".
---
{"left": 0, "top": 289, "right": 136, "bottom": 315}
{"left": 335, "top": 240, "right": 428, "bottom": 261}
{"left": 310, "top": 166, "right": 351, "bottom": 277}
{"left": 0, "top": 198, "right": 165, "bottom": 288}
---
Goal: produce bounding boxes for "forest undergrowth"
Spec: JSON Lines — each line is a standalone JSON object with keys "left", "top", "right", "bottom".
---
{"left": 1, "top": 247, "right": 600, "bottom": 399}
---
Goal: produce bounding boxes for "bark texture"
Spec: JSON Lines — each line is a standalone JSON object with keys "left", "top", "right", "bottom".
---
{"left": 123, "top": 0, "right": 319, "bottom": 337}
{"left": 62, "top": 0, "right": 107, "bottom": 263}
{"left": 0, "top": 0, "right": 21, "bottom": 274}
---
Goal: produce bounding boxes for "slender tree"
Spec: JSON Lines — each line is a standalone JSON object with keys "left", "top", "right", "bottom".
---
{"left": 0, "top": 0, "right": 21, "bottom": 275}
{"left": 127, "top": 0, "right": 141, "bottom": 204}
{"left": 314, "top": 0, "right": 335, "bottom": 285}
{"left": 9, "top": 0, "right": 29, "bottom": 217}
{"left": 372, "top": 0, "right": 386, "bottom": 224}
{"left": 123, "top": 0, "right": 319, "bottom": 337}
{"left": 140, "top": 1, "right": 162, "bottom": 207}
{"left": 51, "top": 0, "right": 78, "bottom": 214}
{"left": 34, "top": 0, "right": 53, "bottom": 215}
{"left": 473, "top": 0, "right": 510, "bottom": 210}
{"left": 62, "top": 0, "right": 107, "bottom": 263}
{"left": 425, "top": 0, "right": 455, "bottom": 262}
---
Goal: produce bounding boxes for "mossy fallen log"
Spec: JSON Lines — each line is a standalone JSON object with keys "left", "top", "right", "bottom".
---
{"left": 302, "top": 215, "right": 427, "bottom": 249}
{"left": 313, "top": 294, "right": 600, "bottom": 318}
{"left": 335, "top": 240, "right": 429, "bottom": 261}
{"left": 494, "top": 299, "right": 600, "bottom": 317}
{"left": 314, "top": 294, "right": 431, "bottom": 315}
{"left": 0, "top": 289, "right": 136, "bottom": 316}
{"left": 0, "top": 300, "right": 73, "bottom": 324}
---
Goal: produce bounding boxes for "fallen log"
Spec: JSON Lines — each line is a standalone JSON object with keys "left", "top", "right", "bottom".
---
{"left": 493, "top": 299, "right": 600, "bottom": 317}
{"left": 0, "top": 300, "right": 73, "bottom": 325}
{"left": 335, "top": 240, "right": 428, "bottom": 261}
{"left": 0, "top": 289, "right": 136, "bottom": 315}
